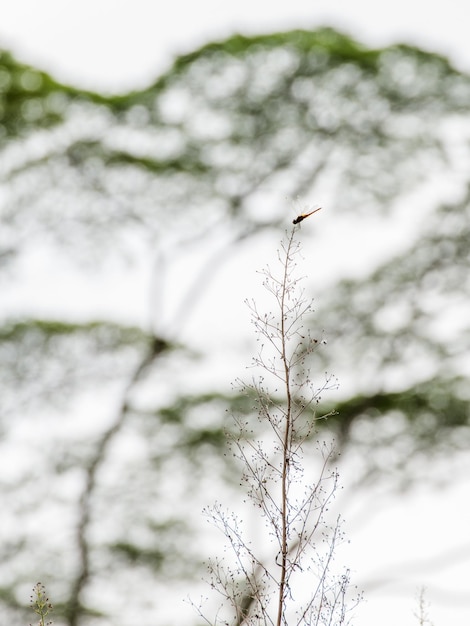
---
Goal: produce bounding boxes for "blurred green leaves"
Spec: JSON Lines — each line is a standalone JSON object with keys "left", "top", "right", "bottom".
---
{"left": 1, "top": 26, "right": 470, "bottom": 625}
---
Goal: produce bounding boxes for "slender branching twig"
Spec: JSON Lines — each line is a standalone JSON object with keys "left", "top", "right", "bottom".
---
{"left": 197, "top": 224, "right": 361, "bottom": 625}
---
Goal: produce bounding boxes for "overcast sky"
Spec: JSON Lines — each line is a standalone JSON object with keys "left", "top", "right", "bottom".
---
{"left": 1, "top": 0, "right": 470, "bottom": 92}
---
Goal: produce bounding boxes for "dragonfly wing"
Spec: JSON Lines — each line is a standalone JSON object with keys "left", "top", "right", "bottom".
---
{"left": 292, "top": 207, "right": 322, "bottom": 224}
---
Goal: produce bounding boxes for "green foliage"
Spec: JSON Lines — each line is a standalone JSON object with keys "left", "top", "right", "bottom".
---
{"left": 4, "top": 26, "right": 469, "bottom": 261}
{"left": 0, "top": 318, "right": 150, "bottom": 343}
{"left": 0, "top": 50, "right": 109, "bottom": 141}
{"left": 0, "top": 319, "right": 156, "bottom": 418}
{"left": 0, "top": 26, "right": 469, "bottom": 626}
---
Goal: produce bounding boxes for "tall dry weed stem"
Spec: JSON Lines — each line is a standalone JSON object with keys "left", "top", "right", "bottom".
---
{"left": 414, "top": 588, "right": 435, "bottom": 626}
{"left": 197, "top": 227, "right": 360, "bottom": 625}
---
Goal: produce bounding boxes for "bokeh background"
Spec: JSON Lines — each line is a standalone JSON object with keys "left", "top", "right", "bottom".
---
{"left": 1, "top": 2, "right": 470, "bottom": 625}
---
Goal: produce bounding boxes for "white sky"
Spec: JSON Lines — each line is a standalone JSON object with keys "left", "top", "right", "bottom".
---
{"left": 1, "top": 2, "right": 470, "bottom": 626}
{"left": 1, "top": 0, "right": 470, "bottom": 92}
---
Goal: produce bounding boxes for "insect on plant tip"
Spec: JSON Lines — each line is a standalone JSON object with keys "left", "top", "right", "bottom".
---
{"left": 292, "top": 206, "right": 322, "bottom": 225}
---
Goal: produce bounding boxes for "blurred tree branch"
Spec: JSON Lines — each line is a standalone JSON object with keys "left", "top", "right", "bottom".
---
{"left": 1, "top": 26, "right": 470, "bottom": 625}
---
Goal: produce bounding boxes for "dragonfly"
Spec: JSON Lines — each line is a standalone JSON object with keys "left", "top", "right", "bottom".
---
{"left": 292, "top": 206, "right": 322, "bottom": 224}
